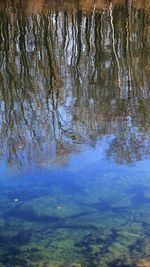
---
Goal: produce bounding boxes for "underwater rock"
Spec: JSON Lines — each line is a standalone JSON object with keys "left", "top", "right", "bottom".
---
{"left": 136, "top": 258, "right": 150, "bottom": 267}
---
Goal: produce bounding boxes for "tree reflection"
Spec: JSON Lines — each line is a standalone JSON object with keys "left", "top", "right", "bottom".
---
{"left": 0, "top": 0, "right": 150, "bottom": 168}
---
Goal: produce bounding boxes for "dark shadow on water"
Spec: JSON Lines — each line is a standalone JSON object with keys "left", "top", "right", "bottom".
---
{"left": 6, "top": 208, "right": 61, "bottom": 223}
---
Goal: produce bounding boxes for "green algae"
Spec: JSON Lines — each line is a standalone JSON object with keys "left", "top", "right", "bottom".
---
{"left": 1, "top": 169, "right": 150, "bottom": 267}
{"left": 0, "top": 197, "right": 149, "bottom": 267}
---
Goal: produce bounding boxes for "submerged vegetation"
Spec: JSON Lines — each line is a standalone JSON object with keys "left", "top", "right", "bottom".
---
{"left": 0, "top": 0, "right": 150, "bottom": 266}
{"left": 1, "top": 169, "right": 150, "bottom": 266}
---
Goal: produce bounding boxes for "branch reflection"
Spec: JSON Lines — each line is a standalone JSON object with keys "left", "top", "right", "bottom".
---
{"left": 0, "top": 0, "right": 150, "bottom": 168}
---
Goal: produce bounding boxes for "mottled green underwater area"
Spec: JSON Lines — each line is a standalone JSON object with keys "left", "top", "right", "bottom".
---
{"left": 0, "top": 157, "right": 150, "bottom": 267}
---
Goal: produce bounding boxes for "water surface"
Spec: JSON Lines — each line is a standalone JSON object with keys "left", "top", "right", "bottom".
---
{"left": 0, "top": 0, "right": 150, "bottom": 266}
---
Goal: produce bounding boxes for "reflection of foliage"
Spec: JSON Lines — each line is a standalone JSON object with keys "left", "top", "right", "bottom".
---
{"left": 106, "top": 117, "right": 150, "bottom": 163}
{"left": 0, "top": 1, "right": 150, "bottom": 168}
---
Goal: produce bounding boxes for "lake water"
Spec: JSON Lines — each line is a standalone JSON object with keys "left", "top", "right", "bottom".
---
{"left": 0, "top": 0, "right": 150, "bottom": 266}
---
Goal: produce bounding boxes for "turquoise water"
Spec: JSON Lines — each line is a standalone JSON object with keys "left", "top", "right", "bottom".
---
{"left": 0, "top": 0, "right": 150, "bottom": 266}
